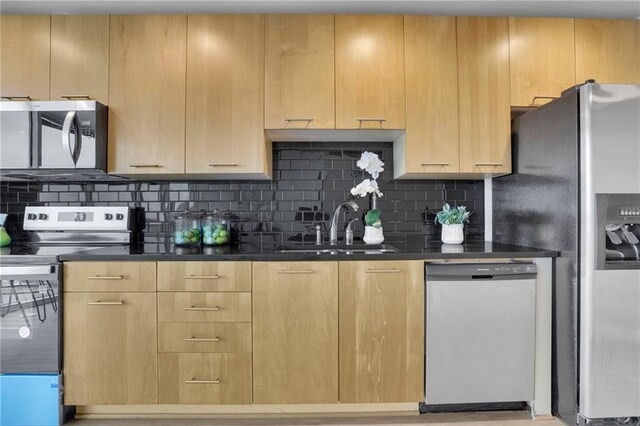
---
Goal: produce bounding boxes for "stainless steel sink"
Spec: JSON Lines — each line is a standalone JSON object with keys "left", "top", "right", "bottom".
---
{"left": 275, "top": 244, "right": 399, "bottom": 255}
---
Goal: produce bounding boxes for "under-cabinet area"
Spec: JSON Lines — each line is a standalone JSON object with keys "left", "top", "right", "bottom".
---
{"left": 59, "top": 257, "right": 552, "bottom": 417}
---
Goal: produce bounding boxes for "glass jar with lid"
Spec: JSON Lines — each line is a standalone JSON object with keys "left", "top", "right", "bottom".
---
{"left": 202, "top": 210, "right": 231, "bottom": 246}
{"left": 173, "top": 210, "right": 202, "bottom": 246}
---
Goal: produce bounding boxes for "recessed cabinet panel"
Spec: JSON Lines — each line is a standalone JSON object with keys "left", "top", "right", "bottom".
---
{"left": 457, "top": 17, "right": 511, "bottom": 175}
{"left": 64, "top": 292, "right": 158, "bottom": 405}
{"left": 265, "top": 14, "right": 335, "bottom": 129}
{"left": 335, "top": 15, "right": 406, "bottom": 129}
{"left": 185, "top": 14, "right": 270, "bottom": 177}
{"left": 0, "top": 15, "right": 50, "bottom": 100}
{"left": 400, "top": 15, "right": 460, "bottom": 177}
{"left": 108, "top": 15, "right": 187, "bottom": 174}
{"left": 51, "top": 15, "right": 110, "bottom": 104}
{"left": 339, "top": 260, "right": 424, "bottom": 403}
{"left": 509, "top": 17, "right": 576, "bottom": 107}
{"left": 253, "top": 261, "right": 339, "bottom": 403}
{"left": 576, "top": 19, "right": 640, "bottom": 84}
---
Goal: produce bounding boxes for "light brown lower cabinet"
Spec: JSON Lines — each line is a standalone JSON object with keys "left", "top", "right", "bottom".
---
{"left": 339, "top": 260, "right": 425, "bottom": 403}
{"left": 64, "top": 292, "right": 158, "bottom": 405}
{"left": 158, "top": 353, "right": 252, "bottom": 404}
{"left": 252, "top": 261, "right": 339, "bottom": 403}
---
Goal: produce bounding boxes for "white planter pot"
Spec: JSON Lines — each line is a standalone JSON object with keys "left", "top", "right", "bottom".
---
{"left": 441, "top": 223, "right": 464, "bottom": 244}
{"left": 363, "top": 226, "right": 384, "bottom": 244}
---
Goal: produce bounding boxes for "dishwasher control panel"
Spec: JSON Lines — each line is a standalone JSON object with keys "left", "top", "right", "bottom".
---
{"left": 426, "top": 263, "right": 537, "bottom": 281}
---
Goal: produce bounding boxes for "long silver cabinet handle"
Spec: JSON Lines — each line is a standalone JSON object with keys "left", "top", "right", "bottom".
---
{"left": 87, "top": 275, "right": 124, "bottom": 280}
{"left": 184, "top": 306, "right": 220, "bottom": 311}
{"left": 185, "top": 378, "right": 220, "bottom": 384}
{"left": 277, "top": 270, "right": 313, "bottom": 274}
{"left": 1, "top": 95, "right": 31, "bottom": 100}
{"left": 208, "top": 163, "right": 238, "bottom": 167}
{"left": 421, "top": 163, "right": 449, "bottom": 166}
{"left": 475, "top": 163, "right": 503, "bottom": 166}
{"left": 184, "top": 336, "right": 221, "bottom": 342}
{"left": 88, "top": 301, "right": 125, "bottom": 305}
{"left": 284, "top": 118, "right": 314, "bottom": 122}
{"left": 129, "top": 164, "right": 163, "bottom": 168}
{"left": 60, "top": 95, "right": 91, "bottom": 100}
{"left": 184, "top": 275, "right": 220, "bottom": 280}
{"left": 365, "top": 269, "right": 401, "bottom": 273}
{"left": 357, "top": 118, "right": 386, "bottom": 122}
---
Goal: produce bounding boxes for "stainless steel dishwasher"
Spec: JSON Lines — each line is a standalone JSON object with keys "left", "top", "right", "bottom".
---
{"left": 425, "top": 263, "right": 537, "bottom": 405}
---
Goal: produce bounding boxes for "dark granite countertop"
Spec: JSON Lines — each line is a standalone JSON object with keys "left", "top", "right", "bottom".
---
{"left": 49, "top": 240, "right": 557, "bottom": 261}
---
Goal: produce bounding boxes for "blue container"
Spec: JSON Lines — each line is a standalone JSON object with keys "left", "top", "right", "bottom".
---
{"left": 0, "top": 374, "right": 60, "bottom": 426}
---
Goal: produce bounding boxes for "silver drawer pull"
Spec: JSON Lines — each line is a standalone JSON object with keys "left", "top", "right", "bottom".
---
{"left": 530, "top": 95, "right": 558, "bottom": 106}
{"left": 87, "top": 275, "right": 124, "bottom": 280}
{"left": 357, "top": 118, "right": 386, "bottom": 122}
{"left": 88, "top": 301, "right": 125, "bottom": 305}
{"left": 184, "top": 306, "right": 220, "bottom": 311}
{"left": 129, "top": 164, "right": 163, "bottom": 168}
{"left": 208, "top": 163, "right": 238, "bottom": 167}
{"left": 184, "top": 275, "right": 220, "bottom": 280}
{"left": 421, "top": 163, "right": 449, "bottom": 166}
{"left": 284, "top": 118, "right": 314, "bottom": 122}
{"left": 184, "top": 336, "right": 221, "bottom": 342}
{"left": 365, "top": 269, "right": 401, "bottom": 273}
{"left": 60, "top": 95, "right": 91, "bottom": 100}
{"left": 475, "top": 163, "right": 503, "bottom": 167}
{"left": 185, "top": 378, "right": 221, "bottom": 385}
{"left": 277, "top": 270, "right": 313, "bottom": 274}
{"left": 2, "top": 95, "right": 31, "bottom": 100}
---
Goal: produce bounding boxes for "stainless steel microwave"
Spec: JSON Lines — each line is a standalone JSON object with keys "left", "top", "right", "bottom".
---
{"left": 0, "top": 100, "right": 110, "bottom": 181}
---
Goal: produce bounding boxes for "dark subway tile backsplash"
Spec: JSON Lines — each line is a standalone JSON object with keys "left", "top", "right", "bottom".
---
{"left": 0, "top": 142, "right": 484, "bottom": 244}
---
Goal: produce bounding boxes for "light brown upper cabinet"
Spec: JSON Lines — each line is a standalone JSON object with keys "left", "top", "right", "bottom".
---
{"left": 186, "top": 14, "right": 271, "bottom": 178}
{"left": 398, "top": 15, "right": 459, "bottom": 178}
{"left": 335, "top": 15, "right": 405, "bottom": 129}
{"left": 108, "top": 15, "right": 187, "bottom": 175}
{"left": 253, "top": 261, "right": 339, "bottom": 404}
{"left": 575, "top": 19, "right": 640, "bottom": 84}
{"left": 0, "top": 15, "right": 50, "bottom": 100}
{"left": 509, "top": 17, "right": 576, "bottom": 107}
{"left": 339, "top": 260, "right": 424, "bottom": 403}
{"left": 265, "top": 14, "right": 335, "bottom": 129}
{"left": 51, "top": 15, "right": 110, "bottom": 104}
{"left": 457, "top": 17, "right": 511, "bottom": 175}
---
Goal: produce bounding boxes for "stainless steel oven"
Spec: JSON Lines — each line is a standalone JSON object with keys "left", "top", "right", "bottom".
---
{"left": 0, "top": 100, "right": 108, "bottom": 181}
{"left": 0, "top": 260, "right": 61, "bottom": 374}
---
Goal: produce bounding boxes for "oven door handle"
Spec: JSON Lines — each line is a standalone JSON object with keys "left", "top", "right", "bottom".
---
{"left": 62, "top": 110, "right": 82, "bottom": 165}
{"left": 0, "top": 265, "right": 59, "bottom": 280}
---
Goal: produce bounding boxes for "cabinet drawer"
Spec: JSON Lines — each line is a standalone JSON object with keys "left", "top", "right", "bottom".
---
{"left": 64, "top": 262, "right": 156, "bottom": 292}
{"left": 158, "top": 293, "right": 251, "bottom": 323}
{"left": 157, "top": 262, "right": 251, "bottom": 292}
{"left": 159, "top": 322, "right": 251, "bottom": 353}
{"left": 158, "top": 353, "right": 252, "bottom": 404}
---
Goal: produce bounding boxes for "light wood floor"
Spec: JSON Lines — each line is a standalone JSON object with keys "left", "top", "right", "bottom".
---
{"left": 69, "top": 411, "right": 565, "bottom": 426}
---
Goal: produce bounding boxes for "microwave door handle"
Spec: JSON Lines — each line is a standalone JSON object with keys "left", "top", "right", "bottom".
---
{"left": 72, "top": 112, "right": 82, "bottom": 163}
{"left": 61, "top": 111, "right": 82, "bottom": 165}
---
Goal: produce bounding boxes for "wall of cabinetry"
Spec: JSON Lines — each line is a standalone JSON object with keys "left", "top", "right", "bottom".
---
{"left": 1, "top": 14, "right": 638, "bottom": 179}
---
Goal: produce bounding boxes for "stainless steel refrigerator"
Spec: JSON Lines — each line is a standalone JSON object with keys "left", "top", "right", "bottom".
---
{"left": 494, "top": 83, "right": 640, "bottom": 425}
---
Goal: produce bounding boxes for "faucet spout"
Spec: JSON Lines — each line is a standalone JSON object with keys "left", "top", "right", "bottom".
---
{"left": 329, "top": 201, "right": 359, "bottom": 245}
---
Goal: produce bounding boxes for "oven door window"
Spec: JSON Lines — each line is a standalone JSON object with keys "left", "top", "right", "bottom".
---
{"left": 0, "top": 278, "right": 60, "bottom": 373}
{"left": 0, "top": 111, "right": 31, "bottom": 168}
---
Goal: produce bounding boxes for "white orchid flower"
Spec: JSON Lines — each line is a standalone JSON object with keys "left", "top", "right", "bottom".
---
{"left": 356, "top": 151, "right": 384, "bottom": 179}
{"left": 350, "top": 179, "right": 383, "bottom": 198}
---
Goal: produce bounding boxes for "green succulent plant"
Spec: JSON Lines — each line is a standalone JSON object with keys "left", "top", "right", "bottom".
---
{"left": 434, "top": 203, "right": 471, "bottom": 225}
{"left": 364, "top": 209, "right": 382, "bottom": 229}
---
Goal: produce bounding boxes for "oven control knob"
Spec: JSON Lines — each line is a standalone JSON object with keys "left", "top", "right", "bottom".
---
{"left": 104, "top": 213, "right": 113, "bottom": 220}
{"left": 38, "top": 213, "right": 48, "bottom": 220}
{"left": 115, "top": 213, "right": 124, "bottom": 220}
{"left": 27, "top": 213, "right": 37, "bottom": 220}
